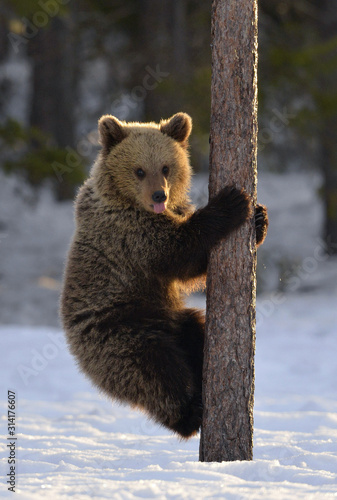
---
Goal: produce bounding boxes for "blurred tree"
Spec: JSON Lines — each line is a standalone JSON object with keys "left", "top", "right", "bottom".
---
{"left": 0, "top": 118, "right": 86, "bottom": 190}
{"left": 27, "top": 14, "right": 77, "bottom": 199}
{"left": 314, "top": 0, "right": 337, "bottom": 253}
{"left": 138, "top": 0, "right": 189, "bottom": 117}
{"left": 259, "top": 0, "right": 337, "bottom": 253}
{"left": 133, "top": 0, "right": 211, "bottom": 170}
{"left": 0, "top": 6, "right": 9, "bottom": 61}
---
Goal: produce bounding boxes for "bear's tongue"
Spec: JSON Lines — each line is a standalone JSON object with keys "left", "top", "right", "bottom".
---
{"left": 153, "top": 202, "right": 166, "bottom": 214}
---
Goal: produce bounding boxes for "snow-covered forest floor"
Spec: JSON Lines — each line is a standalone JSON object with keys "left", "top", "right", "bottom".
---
{"left": 1, "top": 170, "right": 337, "bottom": 498}
{"left": 1, "top": 293, "right": 337, "bottom": 499}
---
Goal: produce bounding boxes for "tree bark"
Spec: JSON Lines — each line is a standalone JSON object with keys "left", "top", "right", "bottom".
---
{"left": 199, "top": 0, "right": 258, "bottom": 462}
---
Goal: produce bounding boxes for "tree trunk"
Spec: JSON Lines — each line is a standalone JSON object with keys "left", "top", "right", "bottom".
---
{"left": 315, "top": 0, "right": 337, "bottom": 254}
{"left": 172, "top": 0, "right": 188, "bottom": 83}
{"left": 136, "top": 0, "right": 189, "bottom": 121}
{"left": 28, "top": 15, "right": 76, "bottom": 200}
{"left": 321, "top": 119, "right": 337, "bottom": 254}
{"left": 0, "top": 6, "right": 9, "bottom": 62}
{"left": 138, "top": 0, "right": 171, "bottom": 120}
{"left": 199, "top": 0, "right": 258, "bottom": 462}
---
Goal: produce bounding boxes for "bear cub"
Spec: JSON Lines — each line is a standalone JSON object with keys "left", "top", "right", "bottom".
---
{"left": 61, "top": 112, "right": 268, "bottom": 438}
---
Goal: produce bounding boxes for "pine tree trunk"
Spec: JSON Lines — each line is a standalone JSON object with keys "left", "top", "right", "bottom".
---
{"left": 199, "top": 0, "right": 258, "bottom": 462}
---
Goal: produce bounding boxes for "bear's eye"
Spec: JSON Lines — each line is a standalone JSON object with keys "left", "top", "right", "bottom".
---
{"left": 136, "top": 168, "right": 146, "bottom": 179}
{"left": 162, "top": 166, "right": 169, "bottom": 177}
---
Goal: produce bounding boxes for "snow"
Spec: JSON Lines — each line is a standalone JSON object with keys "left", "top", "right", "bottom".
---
{"left": 1, "top": 293, "right": 337, "bottom": 499}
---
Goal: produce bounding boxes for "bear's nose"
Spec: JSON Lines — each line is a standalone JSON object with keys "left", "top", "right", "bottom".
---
{"left": 152, "top": 190, "right": 167, "bottom": 203}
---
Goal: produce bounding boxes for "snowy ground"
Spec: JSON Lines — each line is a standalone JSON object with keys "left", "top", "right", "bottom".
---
{"left": 1, "top": 292, "right": 337, "bottom": 499}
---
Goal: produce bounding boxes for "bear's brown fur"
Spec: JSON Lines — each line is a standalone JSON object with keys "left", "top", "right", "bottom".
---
{"left": 60, "top": 112, "right": 268, "bottom": 438}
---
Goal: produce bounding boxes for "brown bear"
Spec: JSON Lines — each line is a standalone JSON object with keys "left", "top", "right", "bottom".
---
{"left": 60, "top": 112, "right": 268, "bottom": 438}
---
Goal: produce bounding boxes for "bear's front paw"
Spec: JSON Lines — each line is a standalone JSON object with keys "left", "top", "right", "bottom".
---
{"left": 209, "top": 186, "right": 253, "bottom": 230}
{"left": 255, "top": 204, "right": 268, "bottom": 246}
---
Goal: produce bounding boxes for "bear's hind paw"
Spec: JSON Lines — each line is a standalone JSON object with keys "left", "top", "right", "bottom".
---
{"left": 171, "top": 398, "right": 203, "bottom": 439}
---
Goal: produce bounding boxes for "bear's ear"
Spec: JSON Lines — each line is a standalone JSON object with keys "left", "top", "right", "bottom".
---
{"left": 160, "top": 113, "right": 192, "bottom": 144}
{"left": 98, "top": 115, "right": 127, "bottom": 154}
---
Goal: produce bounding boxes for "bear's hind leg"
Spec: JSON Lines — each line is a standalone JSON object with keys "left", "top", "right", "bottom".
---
{"left": 170, "top": 309, "right": 205, "bottom": 437}
{"left": 81, "top": 320, "right": 203, "bottom": 438}
{"left": 175, "top": 308, "right": 204, "bottom": 391}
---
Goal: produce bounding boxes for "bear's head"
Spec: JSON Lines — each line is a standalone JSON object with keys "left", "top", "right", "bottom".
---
{"left": 92, "top": 113, "right": 193, "bottom": 214}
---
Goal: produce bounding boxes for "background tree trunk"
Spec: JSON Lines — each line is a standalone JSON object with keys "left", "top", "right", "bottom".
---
{"left": 0, "top": 6, "right": 9, "bottom": 62}
{"left": 315, "top": 0, "right": 337, "bottom": 254}
{"left": 137, "top": 0, "right": 189, "bottom": 120}
{"left": 199, "top": 0, "right": 258, "bottom": 462}
{"left": 28, "top": 15, "right": 76, "bottom": 200}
